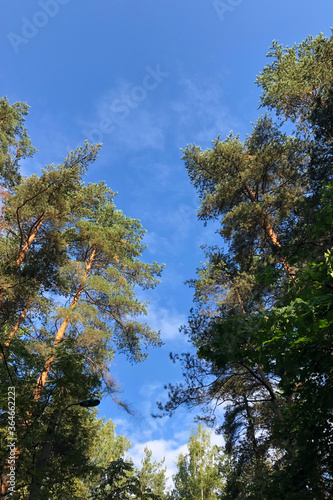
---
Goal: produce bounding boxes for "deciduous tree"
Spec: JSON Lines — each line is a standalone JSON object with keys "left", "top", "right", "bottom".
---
{"left": 173, "top": 424, "right": 224, "bottom": 499}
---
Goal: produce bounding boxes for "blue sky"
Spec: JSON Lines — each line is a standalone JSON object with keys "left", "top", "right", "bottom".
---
{"left": 1, "top": 0, "right": 332, "bottom": 486}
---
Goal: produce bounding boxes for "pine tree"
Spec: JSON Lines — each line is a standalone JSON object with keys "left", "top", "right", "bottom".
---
{"left": 26, "top": 181, "right": 163, "bottom": 496}
{"left": 160, "top": 31, "right": 333, "bottom": 498}
{"left": 0, "top": 101, "right": 164, "bottom": 498}
{"left": 0, "top": 97, "right": 36, "bottom": 188}
{"left": 32, "top": 180, "right": 162, "bottom": 401}
{"left": 0, "top": 141, "right": 100, "bottom": 354}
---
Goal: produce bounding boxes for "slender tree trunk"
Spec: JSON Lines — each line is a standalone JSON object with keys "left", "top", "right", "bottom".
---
{"left": 243, "top": 394, "right": 259, "bottom": 460}
{"left": 0, "top": 447, "right": 19, "bottom": 500}
{"left": 1, "top": 304, "right": 29, "bottom": 499}
{"left": 256, "top": 367, "right": 286, "bottom": 426}
{"left": 0, "top": 216, "right": 44, "bottom": 309}
{"left": 0, "top": 306, "right": 29, "bottom": 363}
{"left": 256, "top": 366, "right": 296, "bottom": 458}
{"left": 28, "top": 249, "right": 96, "bottom": 497}
{"left": 234, "top": 285, "right": 246, "bottom": 314}
{"left": 33, "top": 248, "right": 96, "bottom": 401}
{"left": 263, "top": 218, "right": 296, "bottom": 277}
{"left": 244, "top": 183, "right": 295, "bottom": 277}
{"left": 28, "top": 433, "right": 53, "bottom": 499}
{"left": 16, "top": 215, "right": 44, "bottom": 267}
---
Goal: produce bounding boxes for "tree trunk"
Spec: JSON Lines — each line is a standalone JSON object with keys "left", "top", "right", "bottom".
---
{"left": 33, "top": 248, "right": 96, "bottom": 400}
{"left": 16, "top": 215, "right": 45, "bottom": 267}
{"left": 0, "top": 216, "right": 44, "bottom": 309}
{"left": 28, "top": 439, "right": 53, "bottom": 499}
{"left": 243, "top": 394, "right": 259, "bottom": 460}
{"left": 0, "top": 474, "right": 8, "bottom": 499}
{"left": 244, "top": 183, "right": 295, "bottom": 277}
{"left": 0, "top": 306, "right": 29, "bottom": 363}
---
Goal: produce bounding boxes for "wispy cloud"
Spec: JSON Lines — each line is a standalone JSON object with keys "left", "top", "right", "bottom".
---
{"left": 114, "top": 389, "right": 196, "bottom": 489}
{"left": 79, "top": 65, "right": 169, "bottom": 152}
{"left": 145, "top": 302, "right": 187, "bottom": 341}
{"left": 78, "top": 67, "right": 243, "bottom": 161}
{"left": 108, "top": 380, "right": 226, "bottom": 490}
{"left": 170, "top": 72, "right": 243, "bottom": 147}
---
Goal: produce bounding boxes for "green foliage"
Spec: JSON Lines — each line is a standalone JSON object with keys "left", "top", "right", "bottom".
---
{"left": 173, "top": 424, "right": 224, "bottom": 499}
{"left": 137, "top": 447, "right": 167, "bottom": 498}
{"left": 91, "top": 452, "right": 167, "bottom": 500}
{"left": 197, "top": 246, "right": 333, "bottom": 496}
{"left": 0, "top": 97, "right": 36, "bottom": 187}
{"left": 92, "top": 457, "right": 141, "bottom": 499}
{"left": 0, "top": 140, "right": 101, "bottom": 330}
{"left": 160, "top": 30, "right": 333, "bottom": 499}
{"left": 256, "top": 32, "right": 333, "bottom": 126}
{"left": 0, "top": 100, "right": 164, "bottom": 498}
{"left": 256, "top": 31, "right": 333, "bottom": 195}
{"left": 182, "top": 115, "right": 307, "bottom": 274}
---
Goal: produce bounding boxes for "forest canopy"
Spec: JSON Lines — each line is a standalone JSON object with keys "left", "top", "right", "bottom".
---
{"left": 1, "top": 30, "right": 333, "bottom": 499}
{"left": 158, "top": 31, "right": 333, "bottom": 499}
{"left": 0, "top": 97, "right": 164, "bottom": 498}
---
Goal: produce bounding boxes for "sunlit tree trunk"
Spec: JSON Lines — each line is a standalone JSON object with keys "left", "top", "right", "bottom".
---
{"left": 33, "top": 248, "right": 96, "bottom": 401}
{"left": 0, "top": 306, "right": 29, "bottom": 363}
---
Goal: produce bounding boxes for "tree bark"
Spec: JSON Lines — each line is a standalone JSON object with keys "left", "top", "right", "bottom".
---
{"left": 33, "top": 248, "right": 96, "bottom": 400}
{"left": 0, "top": 306, "right": 29, "bottom": 363}
{"left": 244, "top": 183, "right": 295, "bottom": 278}
{"left": 28, "top": 438, "right": 53, "bottom": 499}
{"left": 0, "top": 216, "right": 44, "bottom": 309}
{"left": 16, "top": 215, "right": 44, "bottom": 267}
{"left": 243, "top": 393, "right": 259, "bottom": 460}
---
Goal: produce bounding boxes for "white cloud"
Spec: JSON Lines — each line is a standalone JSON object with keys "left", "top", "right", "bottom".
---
{"left": 108, "top": 383, "right": 226, "bottom": 491}
{"left": 79, "top": 72, "right": 169, "bottom": 153}
{"left": 128, "top": 438, "right": 188, "bottom": 490}
{"left": 127, "top": 425, "right": 225, "bottom": 490}
{"left": 146, "top": 302, "right": 187, "bottom": 341}
{"left": 142, "top": 231, "right": 174, "bottom": 257}
{"left": 78, "top": 68, "right": 244, "bottom": 163}
{"left": 170, "top": 72, "right": 244, "bottom": 148}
